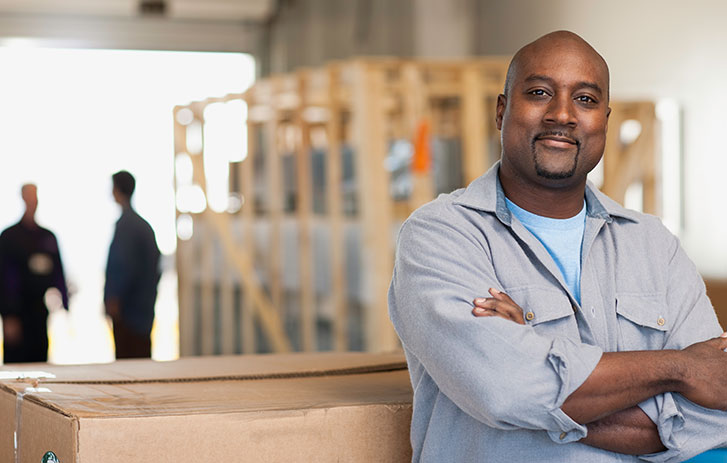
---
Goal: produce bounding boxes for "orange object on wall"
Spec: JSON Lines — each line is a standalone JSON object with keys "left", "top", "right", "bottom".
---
{"left": 411, "top": 119, "right": 431, "bottom": 174}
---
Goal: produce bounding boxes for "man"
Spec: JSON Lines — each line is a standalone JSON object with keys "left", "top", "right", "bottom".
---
{"left": 105, "top": 170, "right": 160, "bottom": 359}
{"left": 388, "top": 31, "right": 727, "bottom": 462}
{"left": 0, "top": 184, "right": 69, "bottom": 363}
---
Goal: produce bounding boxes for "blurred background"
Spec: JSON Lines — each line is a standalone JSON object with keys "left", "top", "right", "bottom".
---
{"left": 1, "top": 0, "right": 727, "bottom": 365}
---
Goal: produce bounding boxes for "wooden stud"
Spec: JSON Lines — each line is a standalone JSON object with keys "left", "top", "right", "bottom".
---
{"left": 173, "top": 112, "right": 196, "bottom": 357}
{"left": 266, "top": 88, "right": 284, "bottom": 323}
{"left": 220, "top": 254, "right": 235, "bottom": 354}
{"left": 326, "top": 65, "right": 349, "bottom": 351}
{"left": 461, "top": 66, "right": 488, "bottom": 184}
{"left": 295, "top": 71, "right": 317, "bottom": 351}
{"left": 240, "top": 121, "right": 257, "bottom": 354}
{"left": 352, "top": 61, "right": 398, "bottom": 352}
{"left": 200, "top": 221, "right": 215, "bottom": 356}
{"left": 402, "top": 62, "right": 435, "bottom": 210}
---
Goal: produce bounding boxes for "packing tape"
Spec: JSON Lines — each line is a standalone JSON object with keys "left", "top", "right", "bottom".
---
{"left": 0, "top": 371, "right": 56, "bottom": 381}
{"left": 14, "top": 385, "right": 52, "bottom": 463}
{"left": 14, "top": 389, "right": 24, "bottom": 463}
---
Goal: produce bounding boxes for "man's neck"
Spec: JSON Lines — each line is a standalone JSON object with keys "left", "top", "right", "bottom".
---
{"left": 20, "top": 214, "right": 37, "bottom": 228}
{"left": 499, "top": 171, "right": 587, "bottom": 219}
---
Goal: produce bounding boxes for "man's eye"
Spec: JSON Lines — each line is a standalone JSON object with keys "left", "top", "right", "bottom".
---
{"left": 576, "top": 95, "right": 596, "bottom": 103}
{"left": 530, "top": 89, "right": 547, "bottom": 96}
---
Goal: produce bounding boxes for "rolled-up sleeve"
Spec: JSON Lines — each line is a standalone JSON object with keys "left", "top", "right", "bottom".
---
{"left": 638, "top": 239, "right": 727, "bottom": 462}
{"left": 389, "top": 210, "right": 602, "bottom": 438}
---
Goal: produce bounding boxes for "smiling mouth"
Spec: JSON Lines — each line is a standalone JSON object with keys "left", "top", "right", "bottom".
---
{"left": 535, "top": 134, "right": 578, "bottom": 149}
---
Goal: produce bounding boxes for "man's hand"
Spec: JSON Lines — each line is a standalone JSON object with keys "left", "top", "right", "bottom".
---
{"left": 2, "top": 315, "right": 23, "bottom": 345}
{"left": 472, "top": 288, "right": 525, "bottom": 325}
{"left": 677, "top": 333, "right": 727, "bottom": 410}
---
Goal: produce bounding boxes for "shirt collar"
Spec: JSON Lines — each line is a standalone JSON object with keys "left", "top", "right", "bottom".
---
{"left": 452, "top": 161, "right": 641, "bottom": 225}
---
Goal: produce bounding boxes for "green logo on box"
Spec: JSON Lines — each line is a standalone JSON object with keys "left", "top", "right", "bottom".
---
{"left": 42, "top": 451, "right": 60, "bottom": 463}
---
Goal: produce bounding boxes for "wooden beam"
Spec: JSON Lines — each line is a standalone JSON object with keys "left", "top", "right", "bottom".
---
{"left": 266, "top": 95, "right": 284, "bottom": 322}
{"left": 402, "top": 62, "right": 434, "bottom": 210}
{"left": 461, "top": 66, "right": 487, "bottom": 184}
{"left": 326, "top": 65, "right": 349, "bottom": 351}
{"left": 200, "top": 223, "right": 215, "bottom": 356}
{"left": 241, "top": 122, "right": 257, "bottom": 354}
{"left": 295, "top": 71, "right": 317, "bottom": 351}
{"left": 352, "top": 61, "right": 398, "bottom": 352}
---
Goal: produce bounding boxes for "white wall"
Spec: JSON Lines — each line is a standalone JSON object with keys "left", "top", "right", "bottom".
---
{"left": 477, "top": 0, "right": 727, "bottom": 277}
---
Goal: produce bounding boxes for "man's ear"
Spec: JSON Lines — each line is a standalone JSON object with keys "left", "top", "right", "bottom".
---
{"left": 604, "top": 106, "right": 611, "bottom": 134}
{"left": 496, "top": 94, "right": 506, "bottom": 130}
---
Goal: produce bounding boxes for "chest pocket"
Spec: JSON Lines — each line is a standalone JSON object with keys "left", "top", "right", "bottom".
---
{"left": 615, "top": 294, "right": 668, "bottom": 351}
{"left": 505, "top": 286, "right": 579, "bottom": 340}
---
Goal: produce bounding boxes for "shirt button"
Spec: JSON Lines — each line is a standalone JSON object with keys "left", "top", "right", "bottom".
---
{"left": 657, "top": 317, "right": 666, "bottom": 326}
{"left": 559, "top": 432, "right": 567, "bottom": 440}
{"left": 525, "top": 311, "right": 535, "bottom": 321}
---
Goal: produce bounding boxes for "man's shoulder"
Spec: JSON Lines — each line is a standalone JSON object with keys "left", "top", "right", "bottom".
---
{"left": 36, "top": 224, "right": 57, "bottom": 238}
{"left": 400, "top": 187, "right": 499, "bottom": 245}
{"left": 0, "top": 222, "right": 54, "bottom": 239}
{"left": 588, "top": 184, "right": 672, "bottom": 235}
{"left": 406, "top": 188, "right": 469, "bottom": 224}
{"left": 119, "top": 209, "right": 154, "bottom": 232}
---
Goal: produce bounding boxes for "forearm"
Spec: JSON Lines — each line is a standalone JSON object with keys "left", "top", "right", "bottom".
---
{"left": 581, "top": 406, "right": 665, "bottom": 455}
{"left": 562, "top": 350, "right": 685, "bottom": 424}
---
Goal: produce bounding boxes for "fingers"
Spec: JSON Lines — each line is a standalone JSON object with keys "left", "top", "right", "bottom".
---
{"left": 473, "top": 289, "right": 525, "bottom": 325}
{"left": 489, "top": 287, "right": 517, "bottom": 306}
{"left": 719, "top": 332, "right": 727, "bottom": 352}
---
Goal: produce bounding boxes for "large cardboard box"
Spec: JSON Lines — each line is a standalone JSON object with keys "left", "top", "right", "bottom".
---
{"left": 0, "top": 352, "right": 412, "bottom": 463}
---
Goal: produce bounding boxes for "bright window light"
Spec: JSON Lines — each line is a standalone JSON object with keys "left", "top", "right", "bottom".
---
{"left": 0, "top": 47, "right": 255, "bottom": 364}
{"left": 202, "top": 100, "right": 247, "bottom": 212}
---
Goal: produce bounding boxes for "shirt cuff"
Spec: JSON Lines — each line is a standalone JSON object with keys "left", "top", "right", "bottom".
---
{"left": 638, "top": 397, "right": 660, "bottom": 425}
{"left": 638, "top": 392, "right": 686, "bottom": 462}
{"left": 545, "top": 337, "right": 603, "bottom": 444}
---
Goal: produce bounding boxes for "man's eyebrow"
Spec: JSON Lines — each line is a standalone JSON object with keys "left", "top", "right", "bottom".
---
{"left": 523, "top": 74, "right": 604, "bottom": 96}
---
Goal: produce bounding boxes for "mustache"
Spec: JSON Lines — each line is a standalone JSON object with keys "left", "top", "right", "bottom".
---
{"left": 533, "top": 131, "right": 580, "bottom": 146}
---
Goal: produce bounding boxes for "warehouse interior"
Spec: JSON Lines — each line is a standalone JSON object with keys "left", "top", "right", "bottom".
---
{"left": 2, "top": 0, "right": 727, "bottom": 461}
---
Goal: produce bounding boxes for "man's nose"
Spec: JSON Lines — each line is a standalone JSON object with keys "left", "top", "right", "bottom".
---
{"left": 543, "top": 95, "right": 577, "bottom": 127}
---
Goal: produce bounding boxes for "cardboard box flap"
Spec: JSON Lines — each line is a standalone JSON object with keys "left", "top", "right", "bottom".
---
{"left": 12, "top": 370, "right": 412, "bottom": 419}
{"left": 0, "top": 351, "right": 406, "bottom": 384}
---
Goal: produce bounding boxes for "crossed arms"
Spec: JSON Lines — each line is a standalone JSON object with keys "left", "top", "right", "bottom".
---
{"left": 389, "top": 211, "right": 727, "bottom": 461}
{"left": 473, "top": 288, "right": 727, "bottom": 455}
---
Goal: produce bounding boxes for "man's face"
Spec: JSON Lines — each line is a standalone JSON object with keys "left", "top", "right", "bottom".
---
{"left": 496, "top": 38, "right": 610, "bottom": 189}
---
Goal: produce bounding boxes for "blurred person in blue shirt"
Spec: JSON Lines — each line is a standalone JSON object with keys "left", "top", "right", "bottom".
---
{"left": 104, "top": 170, "right": 160, "bottom": 359}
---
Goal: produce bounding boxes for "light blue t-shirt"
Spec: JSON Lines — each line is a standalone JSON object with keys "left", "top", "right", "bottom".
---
{"left": 505, "top": 197, "right": 586, "bottom": 304}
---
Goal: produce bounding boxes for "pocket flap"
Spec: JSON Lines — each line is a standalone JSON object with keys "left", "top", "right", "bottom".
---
{"left": 616, "top": 294, "right": 668, "bottom": 331}
{"left": 505, "top": 286, "right": 574, "bottom": 325}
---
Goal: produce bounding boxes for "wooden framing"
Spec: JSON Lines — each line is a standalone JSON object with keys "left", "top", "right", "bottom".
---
{"left": 602, "top": 101, "right": 658, "bottom": 215}
{"left": 173, "top": 58, "right": 660, "bottom": 356}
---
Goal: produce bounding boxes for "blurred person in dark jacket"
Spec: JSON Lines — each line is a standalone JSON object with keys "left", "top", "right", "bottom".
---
{"left": 105, "top": 170, "right": 161, "bottom": 359}
{"left": 0, "top": 183, "right": 69, "bottom": 363}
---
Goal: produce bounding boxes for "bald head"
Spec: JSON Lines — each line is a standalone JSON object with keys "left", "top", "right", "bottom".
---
{"left": 504, "top": 31, "right": 610, "bottom": 101}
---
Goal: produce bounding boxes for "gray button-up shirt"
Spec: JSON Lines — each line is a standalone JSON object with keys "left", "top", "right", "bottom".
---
{"left": 388, "top": 163, "right": 727, "bottom": 462}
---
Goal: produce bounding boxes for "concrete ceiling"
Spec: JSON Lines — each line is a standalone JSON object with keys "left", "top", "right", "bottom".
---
{"left": 0, "top": 0, "right": 275, "bottom": 52}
